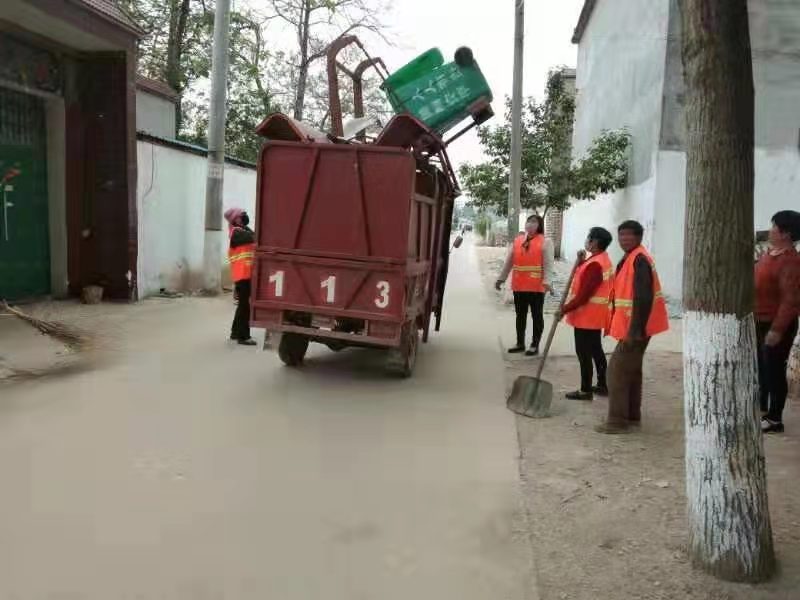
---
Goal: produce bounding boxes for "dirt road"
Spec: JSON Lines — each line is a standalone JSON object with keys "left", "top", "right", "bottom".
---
{"left": 0, "top": 240, "right": 533, "bottom": 599}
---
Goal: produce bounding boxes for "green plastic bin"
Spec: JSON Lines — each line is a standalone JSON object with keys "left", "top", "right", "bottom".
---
{"left": 383, "top": 47, "right": 493, "bottom": 135}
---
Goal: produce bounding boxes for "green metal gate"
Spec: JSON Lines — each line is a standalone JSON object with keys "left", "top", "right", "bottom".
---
{"left": 0, "top": 87, "right": 50, "bottom": 300}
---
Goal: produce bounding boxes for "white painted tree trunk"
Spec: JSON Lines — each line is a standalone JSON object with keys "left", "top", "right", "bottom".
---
{"left": 683, "top": 312, "right": 774, "bottom": 580}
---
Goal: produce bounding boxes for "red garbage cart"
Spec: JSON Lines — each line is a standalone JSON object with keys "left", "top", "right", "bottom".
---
{"left": 250, "top": 113, "right": 460, "bottom": 376}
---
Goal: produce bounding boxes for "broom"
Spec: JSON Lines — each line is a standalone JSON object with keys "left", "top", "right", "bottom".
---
{"left": 1, "top": 301, "right": 90, "bottom": 350}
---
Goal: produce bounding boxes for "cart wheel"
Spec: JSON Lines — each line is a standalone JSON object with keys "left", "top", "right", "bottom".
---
{"left": 278, "top": 333, "right": 309, "bottom": 367}
{"left": 386, "top": 324, "right": 420, "bottom": 378}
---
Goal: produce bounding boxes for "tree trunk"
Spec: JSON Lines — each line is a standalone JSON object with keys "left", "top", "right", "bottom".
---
{"left": 165, "top": 0, "right": 191, "bottom": 135}
{"left": 680, "top": 0, "right": 775, "bottom": 582}
{"left": 292, "top": 0, "right": 311, "bottom": 122}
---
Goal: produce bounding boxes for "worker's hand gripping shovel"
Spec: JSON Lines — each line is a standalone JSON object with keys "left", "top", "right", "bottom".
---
{"left": 506, "top": 254, "right": 583, "bottom": 419}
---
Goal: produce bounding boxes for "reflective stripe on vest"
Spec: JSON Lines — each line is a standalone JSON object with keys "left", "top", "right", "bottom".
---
{"left": 511, "top": 233, "right": 545, "bottom": 293}
{"left": 607, "top": 246, "right": 669, "bottom": 340}
{"left": 565, "top": 252, "right": 614, "bottom": 330}
{"left": 228, "top": 227, "right": 255, "bottom": 282}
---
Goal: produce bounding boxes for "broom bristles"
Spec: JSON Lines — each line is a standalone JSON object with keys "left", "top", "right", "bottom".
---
{"left": 2, "top": 301, "right": 90, "bottom": 350}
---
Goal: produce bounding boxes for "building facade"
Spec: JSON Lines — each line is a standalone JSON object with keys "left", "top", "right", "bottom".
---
{"left": 0, "top": 0, "right": 140, "bottom": 301}
{"left": 562, "top": 0, "right": 800, "bottom": 297}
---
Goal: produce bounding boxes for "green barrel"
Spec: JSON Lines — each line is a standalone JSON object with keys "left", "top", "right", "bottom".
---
{"left": 383, "top": 47, "right": 493, "bottom": 135}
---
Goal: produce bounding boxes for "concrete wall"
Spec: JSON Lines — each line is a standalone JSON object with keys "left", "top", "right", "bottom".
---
{"left": 572, "top": 0, "right": 670, "bottom": 186}
{"left": 563, "top": 165, "right": 659, "bottom": 268}
{"left": 136, "top": 140, "right": 257, "bottom": 298}
{"left": 136, "top": 90, "right": 176, "bottom": 139}
{"left": 565, "top": 0, "right": 800, "bottom": 298}
{"left": 45, "top": 96, "right": 68, "bottom": 297}
{"left": 564, "top": 0, "right": 669, "bottom": 273}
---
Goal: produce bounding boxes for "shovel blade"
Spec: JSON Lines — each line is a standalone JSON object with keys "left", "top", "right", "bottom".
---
{"left": 507, "top": 376, "right": 553, "bottom": 418}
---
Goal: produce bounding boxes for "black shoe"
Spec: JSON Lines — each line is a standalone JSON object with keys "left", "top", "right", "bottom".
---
{"left": 508, "top": 345, "right": 526, "bottom": 354}
{"left": 525, "top": 346, "right": 539, "bottom": 357}
{"left": 592, "top": 385, "right": 609, "bottom": 396}
{"left": 237, "top": 338, "right": 258, "bottom": 346}
{"left": 762, "top": 419, "right": 784, "bottom": 434}
{"left": 566, "top": 390, "right": 593, "bottom": 401}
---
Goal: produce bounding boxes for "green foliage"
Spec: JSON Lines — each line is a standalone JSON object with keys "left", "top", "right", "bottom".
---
{"left": 459, "top": 68, "right": 631, "bottom": 217}
{"left": 475, "top": 214, "right": 492, "bottom": 239}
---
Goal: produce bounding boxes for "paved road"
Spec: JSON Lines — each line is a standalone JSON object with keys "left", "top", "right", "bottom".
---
{"left": 0, "top": 243, "right": 532, "bottom": 599}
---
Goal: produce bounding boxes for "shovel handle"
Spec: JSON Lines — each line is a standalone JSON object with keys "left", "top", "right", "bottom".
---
{"left": 533, "top": 258, "right": 582, "bottom": 381}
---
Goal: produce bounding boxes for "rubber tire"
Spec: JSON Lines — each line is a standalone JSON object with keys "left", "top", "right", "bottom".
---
{"left": 386, "top": 324, "right": 420, "bottom": 378}
{"left": 278, "top": 333, "right": 309, "bottom": 367}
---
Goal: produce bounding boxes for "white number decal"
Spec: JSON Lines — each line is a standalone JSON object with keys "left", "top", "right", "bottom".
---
{"left": 375, "top": 281, "right": 390, "bottom": 309}
{"left": 321, "top": 275, "right": 336, "bottom": 303}
{"left": 268, "top": 270, "right": 284, "bottom": 297}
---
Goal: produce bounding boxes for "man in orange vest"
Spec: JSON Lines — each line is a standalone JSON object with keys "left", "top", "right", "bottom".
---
{"left": 496, "top": 215, "right": 554, "bottom": 356}
{"left": 559, "top": 227, "right": 614, "bottom": 401}
{"left": 596, "top": 220, "right": 669, "bottom": 434}
{"left": 225, "top": 207, "right": 257, "bottom": 346}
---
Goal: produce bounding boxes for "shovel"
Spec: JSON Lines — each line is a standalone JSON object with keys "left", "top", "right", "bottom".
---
{"left": 506, "top": 257, "right": 581, "bottom": 419}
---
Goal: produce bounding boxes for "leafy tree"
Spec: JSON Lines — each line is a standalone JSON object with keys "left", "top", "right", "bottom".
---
{"left": 266, "top": 0, "right": 390, "bottom": 122}
{"left": 124, "top": 0, "right": 391, "bottom": 159}
{"left": 459, "top": 69, "right": 630, "bottom": 217}
{"left": 121, "top": 0, "right": 215, "bottom": 132}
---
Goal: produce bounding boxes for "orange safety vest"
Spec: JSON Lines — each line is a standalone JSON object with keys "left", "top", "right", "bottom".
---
{"left": 511, "top": 233, "right": 545, "bottom": 293}
{"left": 565, "top": 251, "right": 614, "bottom": 330}
{"left": 607, "top": 245, "right": 669, "bottom": 340}
{"left": 228, "top": 227, "right": 255, "bottom": 282}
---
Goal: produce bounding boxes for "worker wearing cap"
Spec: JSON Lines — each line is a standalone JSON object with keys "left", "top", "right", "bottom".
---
{"left": 225, "top": 207, "right": 257, "bottom": 346}
{"left": 559, "top": 227, "right": 614, "bottom": 401}
{"left": 596, "top": 220, "right": 669, "bottom": 434}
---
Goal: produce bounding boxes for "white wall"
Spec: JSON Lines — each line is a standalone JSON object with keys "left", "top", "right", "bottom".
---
{"left": 564, "top": 0, "right": 800, "bottom": 299}
{"left": 136, "top": 91, "right": 176, "bottom": 139}
{"left": 563, "top": 169, "right": 658, "bottom": 268}
{"left": 572, "top": 0, "right": 670, "bottom": 187}
{"left": 564, "top": 0, "right": 669, "bottom": 272}
{"left": 136, "top": 140, "right": 257, "bottom": 298}
{"left": 651, "top": 150, "right": 686, "bottom": 297}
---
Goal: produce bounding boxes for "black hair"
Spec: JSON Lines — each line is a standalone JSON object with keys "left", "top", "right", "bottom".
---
{"left": 588, "top": 227, "right": 613, "bottom": 251}
{"left": 618, "top": 220, "right": 644, "bottom": 238}
{"left": 526, "top": 214, "right": 544, "bottom": 234}
{"left": 772, "top": 210, "right": 800, "bottom": 242}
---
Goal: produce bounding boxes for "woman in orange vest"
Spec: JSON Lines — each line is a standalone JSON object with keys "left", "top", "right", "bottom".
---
{"left": 560, "top": 227, "right": 614, "bottom": 401}
{"left": 496, "top": 214, "right": 554, "bottom": 356}
{"left": 596, "top": 220, "right": 669, "bottom": 434}
{"left": 225, "top": 207, "right": 257, "bottom": 346}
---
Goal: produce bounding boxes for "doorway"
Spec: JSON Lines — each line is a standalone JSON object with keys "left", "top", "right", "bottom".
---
{"left": 0, "top": 87, "right": 50, "bottom": 300}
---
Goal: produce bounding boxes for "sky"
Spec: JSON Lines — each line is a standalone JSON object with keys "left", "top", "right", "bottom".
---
{"left": 231, "top": 0, "right": 586, "bottom": 168}
{"left": 370, "top": 0, "right": 587, "bottom": 168}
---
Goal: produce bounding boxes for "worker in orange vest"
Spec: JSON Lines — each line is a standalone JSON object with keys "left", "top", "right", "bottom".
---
{"left": 225, "top": 207, "right": 257, "bottom": 346}
{"left": 496, "top": 214, "right": 554, "bottom": 356}
{"left": 559, "top": 227, "right": 614, "bottom": 401}
{"left": 596, "top": 220, "right": 669, "bottom": 434}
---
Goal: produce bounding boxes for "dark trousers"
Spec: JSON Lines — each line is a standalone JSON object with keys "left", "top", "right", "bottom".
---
{"left": 574, "top": 328, "right": 608, "bottom": 392}
{"left": 607, "top": 338, "right": 650, "bottom": 425}
{"left": 513, "top": 291, "right": 545, "bottom": 348}
{"left": 231, "top": 279, "right": 252, "bottom": 341}
{"left": 756, "top": 319, "right": 798, "bottom": 423}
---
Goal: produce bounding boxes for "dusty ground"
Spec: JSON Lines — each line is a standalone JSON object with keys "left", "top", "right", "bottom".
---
{"left": 477, "top": 245, "right": 800, "bottom": 600}
{"left": 0, "top": 243, "right": 533, "bottom": 599}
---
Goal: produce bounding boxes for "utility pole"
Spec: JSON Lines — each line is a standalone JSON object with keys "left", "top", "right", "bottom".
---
{"left": 202, "top": 0, "right": 232, "bottom": 294}
{"left": 508, "top": 0, "right": 524, "bottom": 238}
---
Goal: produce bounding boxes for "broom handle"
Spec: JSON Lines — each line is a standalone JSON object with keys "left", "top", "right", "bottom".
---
{"left": 533, "top": 257, "right": 582, "bottom": 381}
